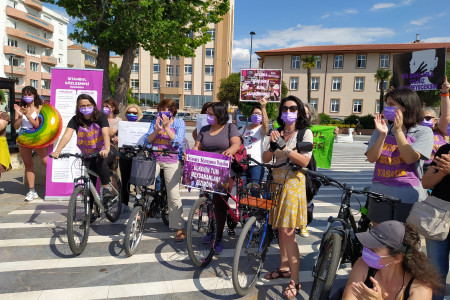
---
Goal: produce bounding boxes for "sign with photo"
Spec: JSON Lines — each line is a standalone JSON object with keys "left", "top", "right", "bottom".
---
{"left": 240, "top": 69, "right": 282, "bottom": 102}
{"left": 393, "top": 48, "right": 447, "bottom": 91}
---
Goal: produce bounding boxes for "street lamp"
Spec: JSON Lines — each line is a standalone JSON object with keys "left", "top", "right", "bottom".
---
{"left": 249, "top": 31, "right": 255, "bottom": 68}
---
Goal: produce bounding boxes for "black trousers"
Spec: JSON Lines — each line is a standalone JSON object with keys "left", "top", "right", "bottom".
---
{"left": 119, "top": 154, "right": 132, "bottom": 206}
{"left": 84, "top": 148, "right": 117, "bottom": 186}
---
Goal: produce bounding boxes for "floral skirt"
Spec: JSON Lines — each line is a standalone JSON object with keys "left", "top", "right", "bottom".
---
{"left": 269, "top": 167, "right": 307, "bottom": 229}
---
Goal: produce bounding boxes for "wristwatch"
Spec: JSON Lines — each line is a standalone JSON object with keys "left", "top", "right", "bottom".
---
{"left": 285, "top": 148, "right": 291, "bottom": 155}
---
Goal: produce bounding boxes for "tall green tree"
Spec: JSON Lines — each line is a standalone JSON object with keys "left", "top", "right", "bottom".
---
{"left": 374, "top": 68, "right": 392, "bottom": 113}
{"left": 43, "top": 0, "right": 229, "bottom": 107}
{"left": 301, "top": 55, "right": 318, "bottom": 104}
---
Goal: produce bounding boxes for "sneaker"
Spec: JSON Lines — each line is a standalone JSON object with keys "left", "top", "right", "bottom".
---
{"left": 214, "top": 241, "right": 223, "bottom": 255}
{"left": 25, "top": 190, "right": 38, "bottom": 202}
{"left": 300, "top": 228, "right": 310, "bottom": 238}
{"left": 121, "top": 205, "right": 131, "bottom": 213}
{"left": 202, "top": 233, "right": 213, "bottom": 244}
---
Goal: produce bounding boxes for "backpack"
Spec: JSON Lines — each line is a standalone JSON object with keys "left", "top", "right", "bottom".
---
{"left": 277, "top": 127, "right": 321, "bottom": 202}
{"left": 227, "top": 123, "right": 248, "bottom": 174}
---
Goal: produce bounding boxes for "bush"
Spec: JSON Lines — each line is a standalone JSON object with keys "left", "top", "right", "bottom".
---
{"left": 319, "top": 113, "right": 331, "bottom": 125}
{"left": 329, "top": 118, "right": 343, "bottom": 124}
{"left": 344, "top": 114, "right": 359, "bottom": 125}
{"left": 359, "top": 114, "right": 375, "bottom": 129}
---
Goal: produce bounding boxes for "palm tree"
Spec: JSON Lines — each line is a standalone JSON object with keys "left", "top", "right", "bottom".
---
{"left": 301, "top": 56, "right": 318, "bottom": 104}
{"left": 374, "top": 68, "right": 392, "bottom": 113}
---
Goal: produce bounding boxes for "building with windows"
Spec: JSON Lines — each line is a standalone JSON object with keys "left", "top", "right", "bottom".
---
{"left": 110, "top": 0, "right": 234, "bottom": 110}
{"left": 67, "top": 40, "right": 97, "bottom": 69}
{"left": 256, "top": 42, "right": 450, "bottom": 118}
{"left": 1, "top": 0, "right": 68, "bottom": 99}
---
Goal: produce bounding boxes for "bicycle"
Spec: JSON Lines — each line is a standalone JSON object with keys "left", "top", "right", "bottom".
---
{"left": 121, "top": 145, "right": 179, "bottom": 257}
{"left": 304, "top": 168, "right": 401, "bottom": 300}
{"left": 50, "top": 152, "right": 122, "bottom": 256}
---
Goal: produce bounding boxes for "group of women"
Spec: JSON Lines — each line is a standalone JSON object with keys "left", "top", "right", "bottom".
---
{"left": 3, "top": 84, "right": 450, "bottom": 299}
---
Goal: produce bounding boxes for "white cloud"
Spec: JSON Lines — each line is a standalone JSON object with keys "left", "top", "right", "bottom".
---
{"left": 422, "top": 36, "right": 450, "bottom": 43}
{"left": 410, "top": 16, "right": 432, "bottom": 26}
{"left": 321, "top": 14, "right": 330, "bottom": 19}
{"left": 402, "top": 0, "right": 414, "bottom": 5}
{"left": 232, "top": 48, "right": 258, "bottom": 72}
{"left": 320, "top": 8, "right": 357, "bottom": 19}
{"left": 344, "top": 9, "right": 358, "bottom": 14}
{"left": 370, "top": 3, "right": 396, "bottom": 11}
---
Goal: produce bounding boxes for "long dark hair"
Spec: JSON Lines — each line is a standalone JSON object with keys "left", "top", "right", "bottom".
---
{"left": 388, "top": 224, "right": 445, "bottom": 295}
{"left": 75, "top": 94, "right": 99, "bottom": 125}
{"left": 21, "top": 86, "right": 42, "bottom": 108}
{"left": 277, "top": 95, "right": 310, "bottom": 130}
{"left": 210, "top": 102, "right": 229, "bottom": 125}
{"left": 385, "top": 88, "right": 422, "bottom": 130}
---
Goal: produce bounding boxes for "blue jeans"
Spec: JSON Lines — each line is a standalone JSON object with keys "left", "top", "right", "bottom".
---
{"left": 426, "top": 236, "right": 450, "bottom": 300}
{"left": 242, "top": 165, "right": 264, "bottom": 187}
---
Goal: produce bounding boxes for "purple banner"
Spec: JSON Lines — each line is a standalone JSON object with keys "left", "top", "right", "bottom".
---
{"left": 240, "top": 69, "right": 282, "bottom": 102}
{"left": 182, "top": 149, "right": 231, "bottom": 195}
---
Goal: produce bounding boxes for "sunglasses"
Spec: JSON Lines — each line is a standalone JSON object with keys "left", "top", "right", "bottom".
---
{"left": 424, "top": 116, "right": 435, "bottom": 121}
{"left": 282, "top": 105, "right": 298, "bottom": 112}
{"left": 127, "top": 112, "right": 137, "bottom": 115}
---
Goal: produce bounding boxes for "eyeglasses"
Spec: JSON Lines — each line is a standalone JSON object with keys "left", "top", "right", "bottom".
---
{"left": 424, "top": 116, "right": 435, "bottom": 121}
{"left": 282, "top": 105, "right": 298, "bottom": 112}
{"left": 79, "top": 104, "right": 93, "bottom": 108}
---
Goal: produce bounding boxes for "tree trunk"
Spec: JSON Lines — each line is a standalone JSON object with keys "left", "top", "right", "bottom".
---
{"left": 379, "top": 81, "right": 384, "bottom": 113}
{"left": 96, "top": 46, "right": 112, "bottom": 101}
{"left": 307, "top": 68, "right": 311, "bottom": 104}
{"left": 114, "top": 45, "right": 136, "bottom": 108}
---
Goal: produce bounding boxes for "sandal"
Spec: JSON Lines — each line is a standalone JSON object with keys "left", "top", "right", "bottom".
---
{"left": 283, "top": 280, "right": 301, "bottom": 299}
{"left": 175, "top": 229, "right": 186, "bottom": 242}
{"left": 264, "top": 268, "right": 291, "bottom": 280}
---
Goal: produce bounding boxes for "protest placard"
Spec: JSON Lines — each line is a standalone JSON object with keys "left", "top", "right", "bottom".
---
{"left": 240, "top": 69, "right": 282, "bottom": 102}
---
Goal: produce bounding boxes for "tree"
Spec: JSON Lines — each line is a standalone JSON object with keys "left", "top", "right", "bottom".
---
{"left": 43, "top": 0, "right": 230, "bottom": 107}
{"left": 217, "top": 72, "right": 240, "bottom": 106}
{"left": 109, "top": 64, "right": 135, "bottom": 104}
{"left": 301, "top": 56, "right": 318, "bottom": 104}
{"left": 374, "top": 68, "right": 392, "bottom": 113}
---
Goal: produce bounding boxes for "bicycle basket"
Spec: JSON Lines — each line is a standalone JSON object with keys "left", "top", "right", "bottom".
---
{"left": 130, "top": 152, "right": 157, "bottom": 186}
{"left": 239, "top": 181, "right": 282, "bottom": 210}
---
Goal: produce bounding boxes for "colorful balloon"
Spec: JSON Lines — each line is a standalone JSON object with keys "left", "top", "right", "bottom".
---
{"left": 16, "top": 103, "right": 62, "bottom": 149}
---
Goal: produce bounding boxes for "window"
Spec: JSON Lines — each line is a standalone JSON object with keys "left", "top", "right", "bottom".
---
{"left": 356, "top": 54, "right": 366, "bottom": 68}
{"left": 84, "top": 54, "right": 95, "bottom": 64}
{"left": 207, "top": 28, "right": 215, "bottom": 40}
{"left": 314, "top": 56, "right": 321, "bottom": 69}
{"left": 290, "top": 77, "right": 299, "bottom": 90}
{"left": 30, "top": 79, "right": 38, "bottom": 89}
{"left": 136, "top": 48, "right": 139, "bottom": 56}
{"left": 376, "top": 100, "right": 381, "bottom": 114}
{"left": 187, "top": 31, "right": 194, "bottom": 39}
{"left": 153, "top": 63, "right": 160, "bottom": 73}
{"left": 184, "top": 81, "right": 192, "bottom": 91}
{"left": 380, "top": 54, "right": 389, "bottom": 68}
{"left": 153, "top": 80, "right": 160, "bottom": 89}
{"left": 131, "top": 79, "right": 139, "bottom": 89}
{"left": 8, "top": 39, "right": 18, "bottom": 47}
{"left": 334, "top": 55, "right": 343, "bottom": 68}
{"left": 44, "top": 48, "right": 52, "bottom": 56}
{"left": 132, "top": 63, "right": 139, "bottom": 73}
{"left": 175, "top": 65, "right": 180, "bottom": 76}
{"left": 166, "top": 81, "right": 174, "bottom": 87}
{"left": 166, "top": 65, "right": 174, "bottom": 76}
{"left": 292, "top": 56, "right": 300, "bottom": 69}
{"left": 43, "top": 32, "right": 47, "bottom": 39}
{"left": 206, "top": 48, "right": 215, "bottom": 58}
{"left": 30, "top": 62, "right": 39, "bottom": 72}
{"left": 10, "top": 57, "right": 19, "bottom": 67}
{"left": 354, "top": 77, "right": 364, "bottom": 91}
{"left": 175, "top": 81, "right": 179, "bottom": 88}
{"left": 378, "top": 80, "right": 388, "bottom": 91}
{"left": 310, "top": 99, "right": 318, "bottom": 110}
{"left": 185, "top": 64, "right": 192, "bottom": 74}
{"left": 41, "top": 80, "right": 50, "bottom": 89}
{"left": 353, "top": 100, "right": 363, "bottom": 113}
{"left": 311, "top": 77, "right": 319, "bottom": 90}
{"left": 332, "top": 77, "right": 341, "bottom": 90}
{"left": 205, "top": 81, "right": 214, "bottom": 91}
{"left": 58, "top": 39, "right": 63, "bottom": 49}
{"left": 331, "top": 99, "right": 340, "bottom": 113}
{"left": 27, "top": 44, "right": 36, "bottom": 54}
{"left": 205, "top": 65, "right": 214, "bottom": 75}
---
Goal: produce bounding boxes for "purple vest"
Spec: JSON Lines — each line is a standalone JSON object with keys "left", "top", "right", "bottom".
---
{"left": 152, "top": 127, "right": 178, "bottom": 163}
{"left": 76, "top": 123, "right": 105, "bottom": 155}
{"left": 372, "top": 134, "right": 420, "bottom": 187}
{"left": 425, "top": 132, "right": 446, "bottom": 164}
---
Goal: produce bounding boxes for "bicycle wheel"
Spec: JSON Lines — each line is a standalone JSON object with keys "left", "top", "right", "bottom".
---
{"left": 105, "top": 171, "right": 122, "bottom": 222}
{"left": 310, "top": 232, "right": 342, "bottom": 300}
{"left": 124, "top": 205, "right": 145, "bottom": 257}
{"left": 232, "top": 216, "right": 268, "bottom": 296}
{"left": 67, "top": 186, "right": 90, "bottom": 256}
{"left": 186, "top": 196, "right": 217, "bottom": 267}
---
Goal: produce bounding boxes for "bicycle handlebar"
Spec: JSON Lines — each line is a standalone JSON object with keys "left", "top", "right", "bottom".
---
{"left": 121, "top": 144, "right": 179, "bottom": 156}
{"left": 49, "top": 152, "right": 99, "bottom": 159}
{"left": 242, "top": 155, "right": 294, "bottom": 170}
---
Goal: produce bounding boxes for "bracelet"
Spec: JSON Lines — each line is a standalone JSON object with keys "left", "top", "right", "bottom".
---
{"left": 394, "top": 129, "right": 403, "bottom": 134}
{"left": 440, "top": 92, "right": 449, "bottom": 97}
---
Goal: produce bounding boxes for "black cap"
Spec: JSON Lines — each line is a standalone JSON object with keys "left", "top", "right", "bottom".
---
{"left": 356, "top": 221, "right": 409, "bottom": 254}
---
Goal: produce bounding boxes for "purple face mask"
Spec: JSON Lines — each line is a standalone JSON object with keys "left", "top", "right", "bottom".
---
{"left": 383, "top": 106, "right": 397, "bottom": 122}
{"left": 251, "top": 114, "right": 263, "bottom": 124}
{"left": 79, "top": 106, "right": 94, "bottom": 116}
{"left": 23, "top": 96, "right": 34, "bottom": 104}
{"left": 421, "top": 119, "right": 434, "bottom": 128}
{"left": 362, "top": 247, "right": 393, "bottom": 270}
{"left": 103, "top": 107, "right": 111, "bottom": 115}
{"left": 207, "top": 115, "right": 216, "bottom": 125}
{"left": 447, "top": 124, "right": 450, "bottom": 136}
{"left": 158, "top": 111, "right": 171, "bottom": 118}
{"left": 126, "top": 114, "right": 138, "bottom": 122}
{"left": 281, "top": 112, "right": 297, "bottom": 125}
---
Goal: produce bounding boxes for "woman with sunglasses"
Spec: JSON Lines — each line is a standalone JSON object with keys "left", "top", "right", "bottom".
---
{"left": 421, "top": 79, "right": 450, "bottom": 173}
{"left": 118, "top": 104, "right": 143, "bottom": 211}
{"left": 261, "top": 95, "right": 312, "bottom": 298}
{"left": 146, "top": 99, "right": 186, "bottom": 242}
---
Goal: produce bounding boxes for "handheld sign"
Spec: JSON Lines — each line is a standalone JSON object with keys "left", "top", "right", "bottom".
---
{"left": 240, "top": 69, "right": 282, "bottom": 102}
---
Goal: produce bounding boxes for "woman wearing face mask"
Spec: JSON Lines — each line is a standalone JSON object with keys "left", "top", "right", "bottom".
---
{"left": 366, "top": 88, "right": 434, "bottom": 225}
{"left": 146, "top": 99, "right": 186, "bottom": 242}
{"left": 261, "top": 95, "right": 312, "bottom": 299}
{"left": 118, "top": 104, "right": 143, "bottom": 211}
{"left": 192, "top": 102, "right": 241, "bottom": 254}
{"left": 13, "top": 86, "right": 47, "bottom": 201}
{"left": 342, "top": 221, "right": 443, "bottom": 300}
{"left": 239, "top": 97, "right": 269, "bottom": 185}
{"left": 103, "top": 98, "right": 122, "bottom": 147}
{"left": 52, "top": 94, "right": 116, "bottom": 221}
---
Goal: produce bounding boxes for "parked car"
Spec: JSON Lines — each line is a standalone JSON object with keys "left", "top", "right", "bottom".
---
{"left": 236, "top": 114, "right": 249, "bottom": 130}
{"left": 139, "top": 114, "right": 156, "bottom": 122}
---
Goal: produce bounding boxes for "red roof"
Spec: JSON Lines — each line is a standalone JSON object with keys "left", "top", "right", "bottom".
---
{"left": 256, "top": 42, "right": 450, "bottom": 59}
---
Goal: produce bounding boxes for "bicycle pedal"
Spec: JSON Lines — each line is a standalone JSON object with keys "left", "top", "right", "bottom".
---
{"left": 103, "top": 198, "right": 118, "bottom": 210}
{"left": 227, "top": 229, "right": 236, "bottom": 236}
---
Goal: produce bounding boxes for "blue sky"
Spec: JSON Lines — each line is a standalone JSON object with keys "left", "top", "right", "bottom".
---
{"left": 44, "top": 0, "right": 450, "bottom": 73}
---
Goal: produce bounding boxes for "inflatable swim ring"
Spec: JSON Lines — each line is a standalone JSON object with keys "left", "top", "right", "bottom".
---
{"left": 16, "top": 103, "right": 62, "bottom": 149}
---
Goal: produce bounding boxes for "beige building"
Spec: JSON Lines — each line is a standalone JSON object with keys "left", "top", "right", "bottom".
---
{"left": 110, "top": 0, "right": 234, "bottom": 110}
{"left": 256, "top": 42, "right": 450, "bottom": 119}
{"left": 67, "top": 41, "right": 97, "bottom": 69}
{"left": 1, "top": 0, "right": 68, "bottom": 99}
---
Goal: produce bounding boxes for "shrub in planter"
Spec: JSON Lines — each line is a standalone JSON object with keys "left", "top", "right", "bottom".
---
{"left": 319, "top": 113, "right": 331, "bottom": 125}
{"left": 344, "top": 114, "right": 359, "bottom": 125}
{"left": 359, "top": 114, "right": 375, "bottom": 129}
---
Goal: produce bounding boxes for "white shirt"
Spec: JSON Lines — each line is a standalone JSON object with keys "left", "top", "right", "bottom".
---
{"left": 240, "top": 124, "right": 265, "bottom": 165}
